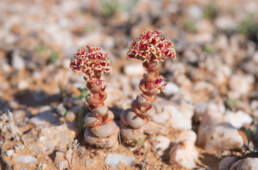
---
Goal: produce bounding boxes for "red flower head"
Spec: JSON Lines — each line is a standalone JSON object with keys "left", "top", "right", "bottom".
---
{"left": 70, "top": 45, "right": 111, "bottom": 79}
{"left": 127, "top": 31, "right": 176, "bottom": 62}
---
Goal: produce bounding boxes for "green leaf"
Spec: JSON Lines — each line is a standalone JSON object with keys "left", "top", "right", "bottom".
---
{"left": 77, "top": 108, "right": 85, "bottom": 132}
{"left": 204, "top": 45, "right": 216, "bottom": 54}
{"left": 73, "top": 88, "right": 89, "bottom": 100}
{"left": 203, "top": 3, "right": 220, "bottom": 19}
{"left": 47, "top": 51, "right": 60, "bottom": 64}
{"left": 225, "top": 98, "right": 237, "bottom": 109}
{"left": 35, "top": 44, "right": 47, "bottom": 54}
{"left": 184, "top": 19, "right": 197, "bottom": 33}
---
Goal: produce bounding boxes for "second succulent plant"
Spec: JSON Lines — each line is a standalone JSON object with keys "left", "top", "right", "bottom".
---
{"left": 120, "top": 31, "right": 176, "bottom": 144}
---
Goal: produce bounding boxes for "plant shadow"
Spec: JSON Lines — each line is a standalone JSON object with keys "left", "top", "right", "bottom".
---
{"left": 14, "top": 89, "right": 60, "bottom": 108}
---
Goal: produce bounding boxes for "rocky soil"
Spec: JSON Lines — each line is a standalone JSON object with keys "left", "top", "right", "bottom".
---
{"left": 0, "top": 0, "right": 258, "bottom": 169}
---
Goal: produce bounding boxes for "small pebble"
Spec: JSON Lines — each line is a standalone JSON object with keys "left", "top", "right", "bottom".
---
{"left": 163, "top": 82, "right": 179, "bottom": 96}
{"left": 124, "top": 63, "right": 144, "bottom": 76}
{"left": 6, "top": 149, "right": 14, "bottom": 157}
{"left": 105, "top": 153, "right": 135, "bottom": 169}
{"left": 15, "top": 155, "right": 37, "bottom": 164}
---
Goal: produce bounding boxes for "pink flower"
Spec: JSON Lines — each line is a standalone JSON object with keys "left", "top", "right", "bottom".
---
{"left": 127, "top": 31, "right": 176, "bottom": 62}
{"left": 70, "top": 45, "right": 111, "bottom": 79}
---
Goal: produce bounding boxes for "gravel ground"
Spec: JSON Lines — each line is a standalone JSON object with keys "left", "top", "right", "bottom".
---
{"left": 0, "top": 0, "right": 258, "bottom": 169}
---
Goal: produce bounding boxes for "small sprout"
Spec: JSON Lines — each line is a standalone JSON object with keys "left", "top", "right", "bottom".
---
{"left": 35, "top": 44, "right": 47, "bottom": 54}
{"left": 37, "top": 164, "right": 44, "bottom": 170}
{"left": 137, "top": 138, "right": 145, "bottom": 147}
{"left": 203, "top": 3, "right": 220, "bottom": 19}
{"left": 100, "top": 0, "right": 120, "bottom": 17}
{"left": 243, "top": 126, "right": 256, "bottom": 147}
{"left": 225, "top": 98, "right": 237, "bottom": 110}
{"left": 85, "top": 24, "right": 96, "bottom": 33}
{"left": 236, "top": 14, "right": 258, "bottom": 42}
{"left": 184, "top": 19, "right": 197, "bottom": 33}
{"left": 244, "top": 128, "right": 254, "bottom": 141}
{"left": 63, "top": 109, "right": 69, "bottom": 117}
{"left": 77, "top": 108, "right": 85, "bottom": 132}
{"left": 47, "top": 51, "right": 60, "bottom": 64}
{"left": 73, "top": 88, "right": 89, "bottom": 100}
{"left": 204, "top": 45, "right": 216, "bottom": 54}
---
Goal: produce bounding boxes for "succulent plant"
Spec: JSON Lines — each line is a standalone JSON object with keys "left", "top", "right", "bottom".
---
{"left": 70, "top": 45, "right": 119, "bottom": 148}
{"left": 120, "top": 31, "right": 176, "bottom": 144}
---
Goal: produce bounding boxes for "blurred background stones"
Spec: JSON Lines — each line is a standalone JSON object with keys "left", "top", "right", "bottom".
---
{"left": 0, "top": 0, "right": 257, "bottom": 169}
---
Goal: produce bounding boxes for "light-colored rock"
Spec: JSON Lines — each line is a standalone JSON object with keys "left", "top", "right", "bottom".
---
{"left": 55, "top": 152, "right": 68, "bottom": 170}
{"left": 187, "top": 5, "right": 202, "bottom": 20}
{"left": 85, "top": 159, "right": 96, "bottom": 168}
{"left": 151, "top": 136, "right": 170, "bottom": 156}
{"left": 12, "top": 50, "right": 25, "bottom": 70}
{"left": 6, "top": 149, "right": 14, "bottom": 157}
{"left": 22, "top": 124, "right": 76, "bottom": 154}
{"left": 29, "top": 111, "right": 59, "bottom": 127}
{"left": 18, "top": 80, "right": 29, "bottom": 89}
{"left": 219, "top": 156, "right": 239, "bottom": 170}
{"left": 230, "top": 158, "right": 258, "bottom": 170}
{"left": 198, "top": 122, "right": 243, "bottom": 150}
{"left": 124, "top": 63, "right": 144, "bottom": 76}
{"left": 105, "top": 153, "right": 135, "bottom": 169}
{"left": 175, "top": 130, "right": 197, "bottom": 144}
{"left": 58, "top": 161, "right": 68, "bottom": 170}
{"left": 215, "top": 16, "right": 237, "bottom": 30}
{"left": 169, "top": 131, "right": 198, "bottom": 169}
{"left": 19, "top": 168, "right": 27, "bottom": 170}
{"left": 39, "top": 124, "right": 76, "bottom": 153}
{"left": 170, "top": 106, "right": 192, "bottom": 131}
{"left": 14, "top": 144, "right": 24, "bottom": 151}
{"left": 198, "top": 109, "right": 244, "bottom": 151}
{"left": 194, "top": 102, "right": 208, "bottom": 121}
{"left": 56, "top": 104, "right": 67, "bottom": 117}
{"left": 15, "top": 155, "right": 37, "bottom": 164}
{"left": 163, "top": 82, "right": 179, "bottom": 96}
{"left": 149, "top": 100, "right": 193, "bottom": 131}
{"left": 225, "top": 111, "right": 252, "bottom": 129}
{"left": 229, "top": 74, "right": 254, "bottom": 98}
{"left": 0, "top": 111, "right": 21, "bottom": 140}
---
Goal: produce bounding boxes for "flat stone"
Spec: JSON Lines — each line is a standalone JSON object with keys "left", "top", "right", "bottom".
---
{"left": 225, "top": 111, "right": 252, "bottom": 129}
{"left": 6, "top": 149, "right": 14, "bottom": 157}
{"left": 169, "top": 131, "right": 198, "bottom": 169}
{"left": 151, "top": 136, "right": 170, "bottom": 156}
{"left": 15, "top": 155, "right": 37, "bottom": 164}
{"left": 230, "top": 158, "right": 258, "bottom": 170}
{"left": 219, "top": 156, "right": 239, "bottom": 170}
{"left": 198, "top": 122, "right": 243, "bottom": 151}
{"left": 29, "top": 111, "right": 59, "bottom": 127}
{"left": 12, "top": 50, "right": 25, "bottom": 70}
{"left": 124, "top": 63, "right": 144, "bottom": 76}
{"left": 105, "top": 153, "right": 135, "bottom": 169}
{"left": 163, "top": 82, "right": 179, "bottom": 96}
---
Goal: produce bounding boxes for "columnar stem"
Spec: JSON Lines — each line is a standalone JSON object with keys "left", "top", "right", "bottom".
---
{"left": 132, "top": 61, "right": 166, "bottom": 120}
{"left": 85, "top": 78, "right": 113, "bottom": 127}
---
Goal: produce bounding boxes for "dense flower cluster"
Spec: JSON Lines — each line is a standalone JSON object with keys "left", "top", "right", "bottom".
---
{"left": 127, "top": 31, "right": 176, "bottom": 62}
{"left": 70, "top": 45, "right": 111, "bottom": 79}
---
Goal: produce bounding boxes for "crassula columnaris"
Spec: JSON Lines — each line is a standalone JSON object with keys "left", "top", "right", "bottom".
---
{"left": 120, "top": 31, "right": 176, "bottom": 144}
{"left": 70, "top": 45, "right": 119, "bottom": 148}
